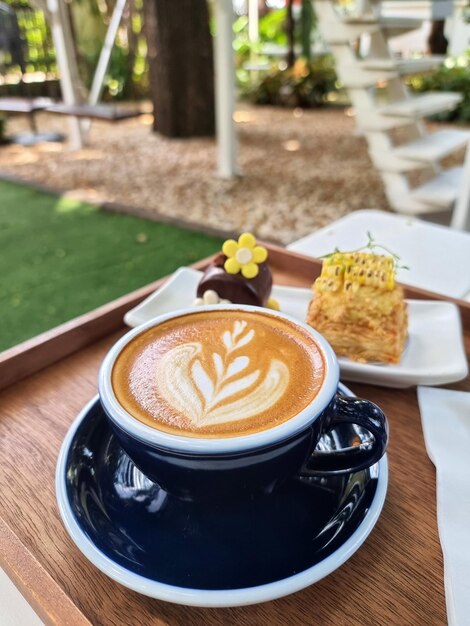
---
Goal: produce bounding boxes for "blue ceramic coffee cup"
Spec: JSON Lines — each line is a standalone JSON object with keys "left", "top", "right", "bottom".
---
{"left": 99, "top": 305, "right": 388, "bottom": 502}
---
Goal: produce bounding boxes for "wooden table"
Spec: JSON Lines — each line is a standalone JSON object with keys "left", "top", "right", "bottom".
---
{"left": 1, "top": 246, "right": 468, "bottom": 625}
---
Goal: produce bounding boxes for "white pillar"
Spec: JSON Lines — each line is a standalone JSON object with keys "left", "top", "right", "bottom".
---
{"left": 47, "top": 0, "right": 84, "bottom": 149}
{"left": 214, "top": 0, "right": 238, "bottom": 178}
{"left": 248, "top": 0, "right": 259, "bottom": 45}
{"left": 451, "top": 142, "right": 470, "bottom": 231}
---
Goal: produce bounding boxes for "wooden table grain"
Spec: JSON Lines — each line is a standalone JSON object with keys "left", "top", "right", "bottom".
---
{"left": 0, "top": 246, "right": 468, "bottom": 626}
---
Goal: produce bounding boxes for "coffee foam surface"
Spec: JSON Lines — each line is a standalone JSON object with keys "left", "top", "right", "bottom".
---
{"left": 112, "top": 310, "right": 325, "bottom": 437}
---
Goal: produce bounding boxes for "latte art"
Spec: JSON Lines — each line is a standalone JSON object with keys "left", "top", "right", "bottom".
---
{"left": 112, "top": 310, "right": 326, "bottom": 438}
{"left": 156, "top": 321, "right": 289, "bottom": 427}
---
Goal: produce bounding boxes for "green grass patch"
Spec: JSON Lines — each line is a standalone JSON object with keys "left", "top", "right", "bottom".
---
{"left": 0, "top": 180, "right": 223, "bottom": 352}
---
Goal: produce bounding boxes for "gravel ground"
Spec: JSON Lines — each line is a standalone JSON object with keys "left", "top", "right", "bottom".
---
{"left": 0, "top": 104, "right": 391, "bottom": 244}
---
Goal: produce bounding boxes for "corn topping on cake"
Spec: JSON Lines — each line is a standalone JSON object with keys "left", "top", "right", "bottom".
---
{"left": 307, "top": 251, "right": 408, "bottom": 364}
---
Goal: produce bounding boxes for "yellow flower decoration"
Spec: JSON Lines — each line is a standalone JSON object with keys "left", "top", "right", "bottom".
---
{"left": 222, "top": 233, "right": 268, "bottom": 279}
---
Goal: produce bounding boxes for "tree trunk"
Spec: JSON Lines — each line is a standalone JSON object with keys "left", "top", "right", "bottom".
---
{"left": 428, "top": 20, "right": 448, "bottom": 55}
{"left": 300, "top": 0, "right": 313, "bottom": 61}
{"left": 286, "top": 0, "right": 295, "bottom": 68}
{"left": 144, "top": 0, "right": 215, "bottom": 137}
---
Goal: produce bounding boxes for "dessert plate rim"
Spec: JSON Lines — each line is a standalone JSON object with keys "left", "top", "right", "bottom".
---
{"left": 123, "top": 267, "right": 468, "bottom": 389}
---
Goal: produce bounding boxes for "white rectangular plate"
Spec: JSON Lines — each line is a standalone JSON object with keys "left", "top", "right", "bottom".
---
{"left": 124, "top": 267, "right": 468, "bottom": 389}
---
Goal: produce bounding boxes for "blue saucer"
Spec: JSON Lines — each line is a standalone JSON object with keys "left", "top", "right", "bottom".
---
{"left": 56, "top": 387, "right": 388, "bottom": 607}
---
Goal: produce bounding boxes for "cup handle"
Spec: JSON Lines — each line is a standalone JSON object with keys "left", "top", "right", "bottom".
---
{"left": 304, "top": 395, "right": 389, "bottom": 475}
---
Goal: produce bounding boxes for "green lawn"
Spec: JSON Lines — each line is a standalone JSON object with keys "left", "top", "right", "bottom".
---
{"left": 0, "top": 180, "right": 223, "bottom": 352}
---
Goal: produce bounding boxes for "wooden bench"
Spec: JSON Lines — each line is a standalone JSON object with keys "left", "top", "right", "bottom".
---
{"left": 45, "top": 103, "right": 144, "bottom": 122}
{"left": 0, "top": 97, "right": 55, "bottom": 115}
{"left": 0, "top": 99, "right": 145, "bottom": 146}
{"left": 0, "top": 97, "right": 64, "bottom": 145}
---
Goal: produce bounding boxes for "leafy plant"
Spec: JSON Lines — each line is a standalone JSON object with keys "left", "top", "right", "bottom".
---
{"left": 73, "top": 0, "right": 148, "bottom": 101}
{"left": 258, "top": 7, "right": 289, "bottom": 45}
{"left": 1, "top": 1, "right": 56, "bottom": 76}
{"left": 233, "top": 8, "right": 288, "bottom": 73}
{"left": 242, "top": 56, "right": 340, "bottom": 108}
{"left": 0, "top": 0, "right": 148, "bottom": 101}
{"left": 82, "top": 36, "right": 148, "bottom": 101}
{"left": 407, "top": 51, "right": 470, "bottom": 123}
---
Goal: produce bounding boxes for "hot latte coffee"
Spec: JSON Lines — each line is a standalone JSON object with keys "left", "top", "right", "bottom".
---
{"left": 112, "top": 309, "right": 326, "bottom": 438}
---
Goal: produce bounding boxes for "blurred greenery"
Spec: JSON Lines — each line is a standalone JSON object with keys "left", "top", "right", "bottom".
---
{"left": 242, "top": 56, "right": 340, "bottom": 108}
{"left": 3, "top": 0, "right": 470, "bottom": 120}
{"left": 1, "top": 1, "right": 57, "bottom": 76}
{"left": 73, "top": 0, "right": 148, "bottom": 100}
{"left": 0, "top": 0, "right": 148, "bottom": 101}
{"left": 234, "top": 6, "right": 320, "bottom": 89}
{"left": 407, "top": 50, "right": 470, "bottom": 123}
{"left": 234, "top": 8, "right": 288, "bottom": 85}
{"left": 235, "top": 5, "right": 342, "bottom": 108}
{"left": 0, "top": 180, "right": 222, "bottom": 352}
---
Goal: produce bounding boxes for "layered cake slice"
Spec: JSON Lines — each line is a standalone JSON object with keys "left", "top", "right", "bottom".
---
{"left": 307, "top": 251, "right": 408, "bottom": 364}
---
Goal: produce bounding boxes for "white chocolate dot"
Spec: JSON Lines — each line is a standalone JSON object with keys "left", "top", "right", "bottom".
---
{"left": 220, "top": 298, "right": 231, "bottom": 304}
{"left": 235, "top": 247, "right": 253, "bottom": 265}
{"left": 193, "top": 297, "right": 204, "bottom": 306}
{"left": 203, "top": 290, "right": 219, "bottom": 304}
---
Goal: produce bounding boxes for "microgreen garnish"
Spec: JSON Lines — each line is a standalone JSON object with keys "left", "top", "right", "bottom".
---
{"left": 319, "top": 231, "right": 409, "bottom": 272}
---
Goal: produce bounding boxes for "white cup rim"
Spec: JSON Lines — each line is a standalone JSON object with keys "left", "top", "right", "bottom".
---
{"left": 99, "top": 304, "right": 340, "bottom": 454}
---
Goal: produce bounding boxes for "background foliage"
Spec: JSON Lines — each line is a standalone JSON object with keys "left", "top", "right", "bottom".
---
{"left": 1, "top": 0, "right": 469, "bottom": 122}
{"left": 243, "top": 56, "right": 339, "bottom": 108}
{"left": 72, "top": 0, "right": 148, "bottom": 100}
{"left": 235, "top": 4, "right": 340, "bottom": 107}
{"left": 407, "top": 51, "right": 470, "bottom": 123}
{"left": 0, "top": 0, "right": 147, "bottom": 100}
{"left": 1, "top": 0, "right": 56, "bottom": 75}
